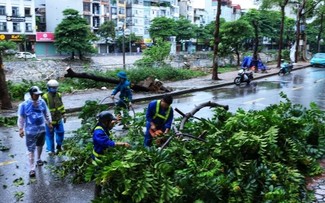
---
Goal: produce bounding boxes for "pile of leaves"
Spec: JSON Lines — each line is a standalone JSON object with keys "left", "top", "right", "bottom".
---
{"left": 57, "top": 94, "right": 325, "bottom": 202}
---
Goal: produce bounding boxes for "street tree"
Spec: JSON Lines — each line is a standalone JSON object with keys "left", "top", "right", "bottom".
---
{"left": 97, "top": 20, "right": 116, "bottom": 53}
{"left": 307, "top": 3, "right": 325, "bottom": 52}
{"left": 315, "top": 6, "right": 325, "bottom": 52}
{"left": 211, "top": 0, "right": 222, "bottom": 80}
{"left": 293, "top": 0, "right": 322, "bottom": 62}
{"left": 54, "top": 9, "right": 97, "bottom": 60}
{"left": 148, "top": 17, "right": 176, "bottom": 41}
{"left": 174, "top": 17, "right": 196, "bottom": 42}
{"left": 261, "top": 0, "right": 290, "bottom": 67}
{"left": 240, "top": 9, "right": 280, "bottom": 68}
{"left": 0, "top": 40, "right": 16, "bottom": 109}
{"left": 116, "top": 33, "right": 142, "bottom": 52}
{"left": 220, "top": 20, "right": 254, "bottom": 65}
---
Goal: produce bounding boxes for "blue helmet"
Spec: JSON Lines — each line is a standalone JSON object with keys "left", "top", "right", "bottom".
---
{"left": 117, "top": 71, "right": 127, "bottom": 79}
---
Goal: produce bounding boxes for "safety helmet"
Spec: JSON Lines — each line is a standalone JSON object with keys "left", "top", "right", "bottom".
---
{"left": 29, "top": 86, "right": 43, "bottom": 96}
{"left": 97, "top": 111, "right": 116, "bottom": 123}
{"left": 47, "top": 79, "right": 59, "bottom": 87}
{"left": 117, "top": 71, "right": 127, "bottom": 79}
{"left": 162, "top": 94, "right": 173, "bottom": 105}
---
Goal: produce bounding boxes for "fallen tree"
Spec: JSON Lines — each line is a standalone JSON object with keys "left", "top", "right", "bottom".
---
{"left": 64, "top": 67, "right": 172, "bottom": 92}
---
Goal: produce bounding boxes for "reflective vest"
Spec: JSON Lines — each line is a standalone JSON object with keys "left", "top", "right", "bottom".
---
{"left": 153, "top": 100, "right": 171, "bottom": 122}
{"left": 42, "top": 92, "right": 65, "bottom": 124}
{"left": 92, "top": 126, "right": 107, "bottom": 160}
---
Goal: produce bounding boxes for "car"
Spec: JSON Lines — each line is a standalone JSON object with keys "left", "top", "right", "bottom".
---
{"left": 15, "top": 52, "right": 36, "bottom": 59}
{"left": 310, "top": 53, "right": 325, "bottom": 67}
{"left": 4, "top": 49, "right": 17, "bottom": 55}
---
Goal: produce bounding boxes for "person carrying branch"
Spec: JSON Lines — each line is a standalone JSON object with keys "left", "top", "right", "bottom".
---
{"left": 144, "top": 94, "right": 174, "bottom": 147}
{"left": 110, "top": 71, "right": 133, "bottom": 129}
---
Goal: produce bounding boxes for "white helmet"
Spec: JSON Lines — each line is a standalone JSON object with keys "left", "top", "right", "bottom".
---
{"left": 47, "top": 79, "right": 59, "bottom": 87}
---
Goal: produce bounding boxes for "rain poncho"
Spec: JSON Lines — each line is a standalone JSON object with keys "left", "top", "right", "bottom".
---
{"left": 17, "top": 98, "right": 52, "bottom": 135}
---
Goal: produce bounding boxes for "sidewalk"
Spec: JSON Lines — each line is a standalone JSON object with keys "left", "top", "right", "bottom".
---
{"left": 62, "top": 62, "right": 310, "bottom": 113}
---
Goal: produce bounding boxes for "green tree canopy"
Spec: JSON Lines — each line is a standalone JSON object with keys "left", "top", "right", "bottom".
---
{"left": 220, "top": 20, "right": 254, "bottom": 65}
{"left": 174, "top": 17, "right": 196, "bottom": 42}
{"left": 54, "top": 9, "right": 97, "bottom": 59}
{"left": 149, "top": 17, "right": 176, "bottom": 41}
{"left": 97, "top": 20, "right": 116, "bottom": 41}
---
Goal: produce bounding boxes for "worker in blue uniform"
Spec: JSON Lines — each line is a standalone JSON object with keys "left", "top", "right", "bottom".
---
{"left": 144, "top": 95, "right": 174, "bottom": 147}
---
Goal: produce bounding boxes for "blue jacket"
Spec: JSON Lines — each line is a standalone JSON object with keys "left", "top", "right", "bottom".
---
{"left": 111, "top": 80, "right": 132, "bottom": 102}
{"left": 93, "top": 124, "right": 116, "bottom": 155}
{"left": 146, "top": 100, "right": 174, "bottom": 130}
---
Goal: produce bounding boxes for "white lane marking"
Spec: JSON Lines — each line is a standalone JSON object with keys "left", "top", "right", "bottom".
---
{"left": 314, "top": 78, "right": 325, "bottom": 83}
{"left": 0, "top": 160, "right": 17, "bottom": 167}
{"left": 292, "top": 86, "right": 303, "bottom": 90}
{"left": 244, "top": 98, "right": 265, "bottom": 104}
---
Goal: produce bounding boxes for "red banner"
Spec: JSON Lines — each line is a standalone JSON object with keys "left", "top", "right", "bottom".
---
{"left": 36, "top": 32, "right": 55, "bottom": 42}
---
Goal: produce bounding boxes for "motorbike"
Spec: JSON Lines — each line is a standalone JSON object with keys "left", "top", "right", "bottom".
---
{"left": 278, "top": 61, "right": 293, "bottom": 76}
{"left": 234, "top": 69, "right": 254, "bottom": 85}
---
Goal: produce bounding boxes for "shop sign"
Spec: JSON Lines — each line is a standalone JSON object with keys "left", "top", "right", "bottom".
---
{"left": 6, "top": 16, "right": 25, "bottom": 22}
{"left": 36, "top": 32, "right": 55, "bottom": 42}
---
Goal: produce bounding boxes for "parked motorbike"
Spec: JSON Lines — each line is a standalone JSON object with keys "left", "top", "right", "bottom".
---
{"left": 234, "top": 69, "right": 254, "bottom": 85}
{"left": 278, "top": 61, "right": 293, "bottom": 76}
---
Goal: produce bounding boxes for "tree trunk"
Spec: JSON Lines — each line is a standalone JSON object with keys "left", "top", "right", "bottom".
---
{"left": 252, "top": 20, "right": 259, "bottom": 70}
{"left": 277, "top": 3, "right": 288, "bottom": 68}
{"left": 295, "top": 1, "right": 306, "bottom": 63}
{"left": 64, "top": 67, "right": 172, "bottom": 92}
{"left": 236, "top": 49, "right": 240, "bottom": 66}
{"left": 317, "top": 13, "right": 324, "bottom": 53}
{"left": 0, "top": 54, "right": 12, "bottom": 109}
{"left": 211, "top": 0, "right": 222, "bottom": 80}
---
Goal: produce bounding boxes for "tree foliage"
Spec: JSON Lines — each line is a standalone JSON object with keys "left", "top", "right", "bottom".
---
{"left": 56, "top": 94, "right": 325, "bottom": 202}
{"left": 54, "top": 9, "right": 97, "bottom": 59}
{"left": 219, "top": 20, "right": 253, "bottom": 65}
{"left": 149, "top": 17, "right": 176, "bottom": 41}
{"left": 174, "top": 17, "right": 196, "bottom": 42}
{"left": 97, "top": 20, "right": 116, "bottom": 41}
{"left": 134, "top": 38, "right": 171, "bottom": 67}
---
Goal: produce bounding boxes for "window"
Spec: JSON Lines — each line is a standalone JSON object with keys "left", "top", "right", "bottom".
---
{"left": 119, "top": 8, "right": 125, "bottom": 15}
{"left": 83, "top": 3, "right": 90, "bottom": 12}
{"left": 111, "top": 7, "right": 117, "bottom": 15}
{"left": 0, "top": 6, "right": 5, "bottom": 15}
{"left": 84, "top": 16, "right": 91, "bottom": 24}
{"left": 13, "top": 23, "right": 20, "bottom": 32}
{"left": 25, "top": 7, "right": 31, "bottom": 17}
{"left": 0, "top": 22, "right": 7, "bottom": 31}
{"left": 25, "top": 23, "right": 32, "bottom": 32}
{"left": 12, "top": 7, "right": 19, "bottom": 16}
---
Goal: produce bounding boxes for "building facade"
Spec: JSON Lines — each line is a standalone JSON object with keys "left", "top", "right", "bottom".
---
{"left": 0, "top": 0, "right": 36, "bottom": 52}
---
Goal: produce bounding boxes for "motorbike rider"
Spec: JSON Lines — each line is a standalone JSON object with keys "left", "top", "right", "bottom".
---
{"left": 280, "top": 59, "right": 292, "bottom": 73}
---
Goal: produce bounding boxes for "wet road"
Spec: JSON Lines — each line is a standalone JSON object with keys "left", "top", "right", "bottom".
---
{"left": 1, "top": 67, "right": 325, "bottom": 202}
